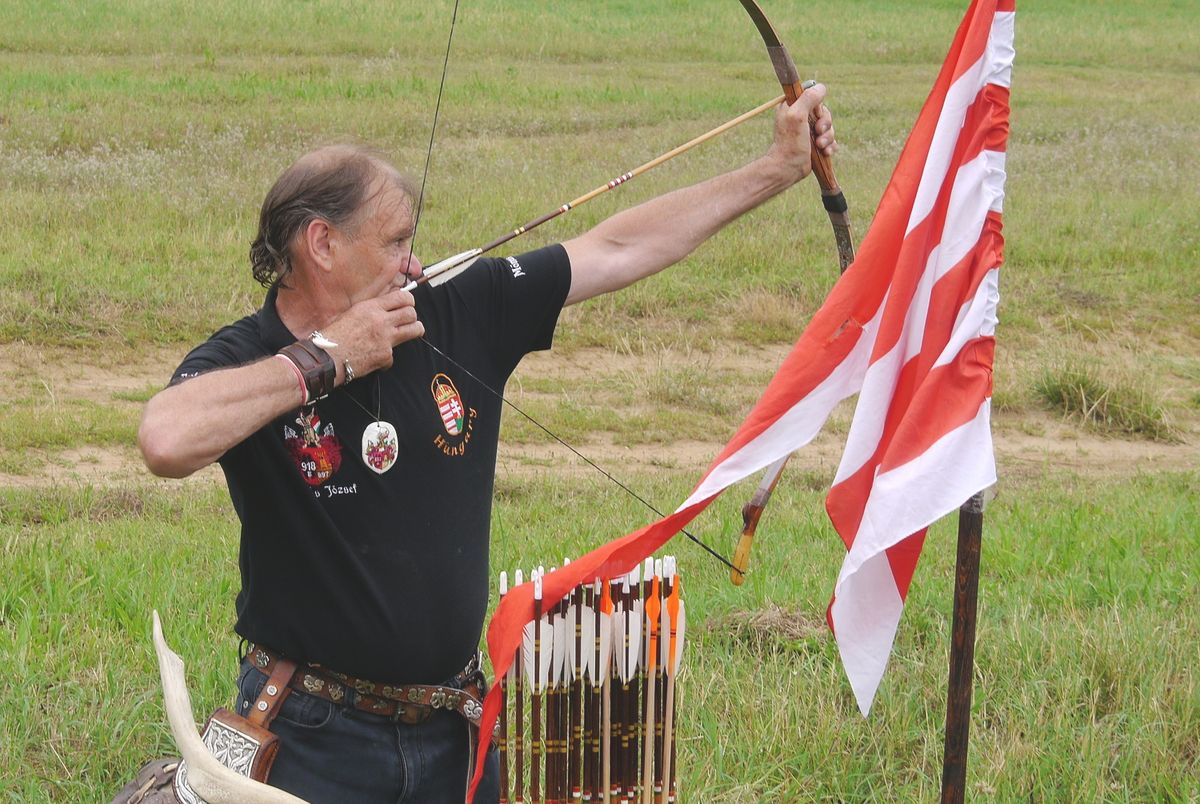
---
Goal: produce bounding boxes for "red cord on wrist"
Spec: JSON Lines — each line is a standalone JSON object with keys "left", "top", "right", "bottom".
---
{"left": 274, "top": 353, "right": 309, "bottom": 407}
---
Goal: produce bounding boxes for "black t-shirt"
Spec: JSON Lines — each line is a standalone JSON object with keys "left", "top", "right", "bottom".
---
{"left": 171, "top": 245, "right": 571, "bottom": 684}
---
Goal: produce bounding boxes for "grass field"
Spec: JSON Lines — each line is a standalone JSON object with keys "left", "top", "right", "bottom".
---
{"left": 1, "top": 0, "right": 1198, "bottom": 801}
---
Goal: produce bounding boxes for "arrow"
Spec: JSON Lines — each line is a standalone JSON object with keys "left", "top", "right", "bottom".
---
{"left": 404, "top": 95, "right": 785, "bottom": 295}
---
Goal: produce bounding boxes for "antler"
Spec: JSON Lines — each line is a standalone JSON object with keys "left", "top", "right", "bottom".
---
{"left": 152, "top": 612, "right": 307, "bottom": 804}
{"left": 729, "top": 0, "right": 857, "bottom": 586}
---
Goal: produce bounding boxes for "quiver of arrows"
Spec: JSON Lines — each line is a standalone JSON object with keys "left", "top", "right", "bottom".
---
{"left": 497, "top": 557, "right": 687, "bottom": 804}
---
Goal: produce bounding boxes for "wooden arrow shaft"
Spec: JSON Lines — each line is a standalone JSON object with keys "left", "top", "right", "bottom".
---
{"left": 471, "top": 95, "right": 784, "bottom": 258}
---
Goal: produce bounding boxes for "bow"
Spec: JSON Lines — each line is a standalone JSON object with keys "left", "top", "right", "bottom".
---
{"left": 728, "top": 0, "right": 857, "bottom": 586}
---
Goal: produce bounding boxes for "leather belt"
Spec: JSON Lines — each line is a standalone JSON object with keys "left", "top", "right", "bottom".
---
{"left": 245, "top": 643, "right": 485, "bottom": 727}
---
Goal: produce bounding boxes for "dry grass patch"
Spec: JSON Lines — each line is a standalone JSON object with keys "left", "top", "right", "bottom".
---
{"left": 704, "top": 604, "right": 828, "bottom": 649}
{"left": 1034, "top": 364, "right": 1178, "bottom": 442}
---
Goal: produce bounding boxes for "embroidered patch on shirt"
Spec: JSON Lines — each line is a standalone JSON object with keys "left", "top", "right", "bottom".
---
{"left": 284, "top": 410, "right": 343, "bottom": 486}
{"left": 430, "top": 373, "right": 477, "bottom": 457}
{"left": 431, "top": 373, "right": 465, "bottom": 436}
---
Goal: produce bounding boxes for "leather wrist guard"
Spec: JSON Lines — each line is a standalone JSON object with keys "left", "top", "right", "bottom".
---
{"left": 277, "top": 339, "right": 336, "bottom": 403}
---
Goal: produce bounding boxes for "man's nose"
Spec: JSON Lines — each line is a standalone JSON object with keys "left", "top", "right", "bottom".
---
{"left": 404, "top": 254, "right": 423, "bottom": 278}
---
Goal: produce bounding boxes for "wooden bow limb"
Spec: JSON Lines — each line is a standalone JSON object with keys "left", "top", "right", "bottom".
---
{"left": 737, "top": 0, "right": 856, "bottom": 272}
{"left": 152, "top": 611, "right": 306, "bottom": 804}
{"left": 727, "top": 2, "right": 859, "bottom": 586}
{"left": 730, "top": 454, "right": 788, "bottom": 585}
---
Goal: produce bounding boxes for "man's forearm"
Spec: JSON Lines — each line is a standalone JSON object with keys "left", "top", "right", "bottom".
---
{"left": 138, "top": 357, "right": 305, "bottom": 478}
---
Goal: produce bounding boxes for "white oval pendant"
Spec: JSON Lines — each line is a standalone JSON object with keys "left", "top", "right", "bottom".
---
{"left": 361, "top": 420, "right": 399, "bottom": 474}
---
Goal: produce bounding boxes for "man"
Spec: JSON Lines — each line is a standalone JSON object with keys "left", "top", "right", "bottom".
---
{"left": 138, "top": 85, "right": 836, "bottom": 802}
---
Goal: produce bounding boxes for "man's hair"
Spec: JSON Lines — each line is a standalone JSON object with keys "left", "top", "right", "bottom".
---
{"left": 249, "top": 144, "right": 416, "bottom": 287}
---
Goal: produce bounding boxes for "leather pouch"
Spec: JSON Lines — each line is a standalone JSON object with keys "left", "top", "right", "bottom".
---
{"left": 171, "top": 657, "right": 298, "bottom": 802}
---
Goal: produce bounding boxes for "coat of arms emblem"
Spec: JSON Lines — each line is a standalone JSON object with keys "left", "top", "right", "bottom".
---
{"left": 431, "top": 373, "right": 465, "bottom": 436}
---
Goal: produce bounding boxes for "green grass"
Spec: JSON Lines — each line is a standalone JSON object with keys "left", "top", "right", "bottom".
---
{"left": 1, "top": 0, "right": 1198, "bottom": 801}
{"left": 502, "top": 356, "right": 758, "bottom": 448}
{"left": 2, "top": 473, "right": 1197, "bottom": 800}
{"left": 1, "top": 1, "right": 1197, "bottom": 358}
{"left": 0, "top": 398, "right": 140, "bottom": 474}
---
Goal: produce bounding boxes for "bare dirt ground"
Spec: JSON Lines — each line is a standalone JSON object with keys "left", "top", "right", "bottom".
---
{"left": 0, "top": 342, "right": 1195, "bottom": 490}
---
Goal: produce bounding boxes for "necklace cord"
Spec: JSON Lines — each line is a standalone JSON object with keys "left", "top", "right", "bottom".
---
{"left": 342, "top": 374, "right": 382, "bottom": 422}
{"left": 420, "top": 336, "right": 739, "bottom": 573}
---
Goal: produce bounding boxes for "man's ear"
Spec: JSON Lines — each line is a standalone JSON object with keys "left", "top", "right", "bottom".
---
{"left": 301, "top": 218, "right": 334, "bottom": 273}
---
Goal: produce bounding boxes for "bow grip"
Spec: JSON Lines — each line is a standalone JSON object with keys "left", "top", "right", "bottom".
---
{"left": 784, "top": 77, "right": 843, "bottom": 205}
{"left": 766, "top": 45, "right": 843, "bottom": 201}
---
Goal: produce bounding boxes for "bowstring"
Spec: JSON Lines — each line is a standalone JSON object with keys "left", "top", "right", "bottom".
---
{"left": 405, "top": 0, "right": 738, "bottom": 575}
{"left": 420, "top": 337, "right": 739, "bottom": 574}
{"left": 405, "top": 0, "right": 463, "bottom": 272}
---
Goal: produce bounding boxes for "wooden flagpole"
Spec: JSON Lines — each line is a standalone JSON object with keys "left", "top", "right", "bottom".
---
{"left": 940, "top": 490, "right": 987, "bottom": 804}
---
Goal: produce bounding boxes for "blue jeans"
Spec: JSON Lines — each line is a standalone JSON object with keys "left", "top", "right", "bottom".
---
{"left": 236, "top": 659, "right": 499, "bottom": 803}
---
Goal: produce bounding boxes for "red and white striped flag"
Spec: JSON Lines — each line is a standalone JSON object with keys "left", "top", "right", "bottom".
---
{"left": 471, "top": 0, "right": 1013, "bottom": 795}
{"left": 821, "top": 0, "right": 1013, "bottom": 714}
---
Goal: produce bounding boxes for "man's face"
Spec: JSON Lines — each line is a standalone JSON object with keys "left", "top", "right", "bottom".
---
{"left": 329, "top": 178, "right": 422, "bottom": 305}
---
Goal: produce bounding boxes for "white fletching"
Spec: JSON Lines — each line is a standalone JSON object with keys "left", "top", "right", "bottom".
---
{"left": 536, "top": 627, "right": 555, "bottom": 690}
{"left": 660, "top": 598, "right": 671, "bottom": 666}
{"left": 611, "top": 606, "right": 627, "bottom": 683}
{"left": 672, "top": 599, "right": 687, "bottom": 674}
{"left": 579, "top": 601, "right": 595, "bottom": 682}
{"left": 564, "top": 597, "right": 583, "bottom": 681}
{"left": 523, "top": 619, "right": 537, "bottom": 685}
{"left": 552, "top": 606, "right": 568, "bottom": 687}
{"left": 536, "top": 606, "right": 553, "bottom": 687}
{"left": 565, "top": 601, "right": 578, "bottom": 679}
{"left": 598, "top": 606, "right": 613, "bottom": 683}
{"left": 628, "top": 599, "right": 644, "bottom": 674}
{"left": 403, "top": 248, "right": 482, "bottom": 291}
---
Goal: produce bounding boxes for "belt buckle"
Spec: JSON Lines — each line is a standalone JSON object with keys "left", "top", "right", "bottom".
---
{"left": 393, "top": 703, "right": 433, "bottom": 725}
{"left": 459, "top": 651, "right": 482, "bottom": 682}
{"left": 456, "top": 652, "right": 486, "bottom": 691}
